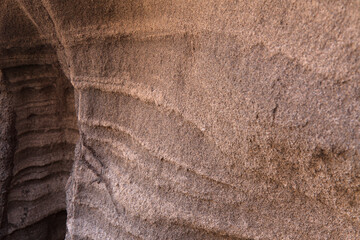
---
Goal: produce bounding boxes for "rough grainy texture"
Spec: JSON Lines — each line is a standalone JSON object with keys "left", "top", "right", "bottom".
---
{"left": 1, "top": 62, "right": 78, "bottom": 240}
{"left": 1, "top": 0, "right": 359, "bottom": 239}
{"left": 0, "top": 2, "right": 78, "bottom": 239}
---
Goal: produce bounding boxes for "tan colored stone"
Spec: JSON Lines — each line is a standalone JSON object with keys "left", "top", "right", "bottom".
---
{"left": 0, "top": 1, "right": 359, "bottom": 239}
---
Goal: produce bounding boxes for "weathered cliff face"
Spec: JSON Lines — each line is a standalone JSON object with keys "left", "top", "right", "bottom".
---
{"left": 0, "top": 63, "right": 78, "bottom": 239}
{"left": 0, "top": 2, "right": 78, "bottom": 239}
{"left": 1, "top": 0, "right": 359, "bottom": 239}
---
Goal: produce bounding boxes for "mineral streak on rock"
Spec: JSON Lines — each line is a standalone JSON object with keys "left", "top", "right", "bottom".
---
{"left": 0, "top": 0, "right": 359, "bottom": 239}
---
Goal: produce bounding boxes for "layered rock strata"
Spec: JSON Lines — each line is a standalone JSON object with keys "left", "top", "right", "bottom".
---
{"left": 1, "top": 0, "right": 360, "bottom": 239}
{"left": 0, "top": 3, "right": 78, "bottom": 237}
{"left": 1, "top": 62, "right": 77, "bottom": 240}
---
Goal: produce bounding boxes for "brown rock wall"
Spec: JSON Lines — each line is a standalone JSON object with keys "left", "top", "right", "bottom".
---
{"left": 0, "top": 0, "right": 359, "bottom": 239}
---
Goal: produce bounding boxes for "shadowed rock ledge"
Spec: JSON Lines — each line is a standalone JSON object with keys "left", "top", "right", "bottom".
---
{"left": 0, "top": 1, "right": 359, "bottom": 239}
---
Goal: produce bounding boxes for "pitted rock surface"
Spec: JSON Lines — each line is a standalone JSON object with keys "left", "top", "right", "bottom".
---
{"left": 0, "top": 1, "right": 359, "bottom": 239}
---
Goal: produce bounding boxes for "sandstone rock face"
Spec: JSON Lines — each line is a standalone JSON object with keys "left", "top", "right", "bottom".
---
{"left": 1, "top": 1, "right": 359, "bottom": 239}
{"left": 0, "top": 2, "right": 78, "bottom": 239}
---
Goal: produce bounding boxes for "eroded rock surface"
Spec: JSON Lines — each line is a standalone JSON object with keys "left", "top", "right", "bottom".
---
{"left": 1, "top": 1, "right": 359, "bottom": 239}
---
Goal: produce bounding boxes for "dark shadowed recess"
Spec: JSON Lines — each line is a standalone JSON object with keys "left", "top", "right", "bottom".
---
{"left": 4, "top": 211, "right": 67, "bottom": 240}
{"left": 0, "top": 60, "right": 78, "bottom": 240}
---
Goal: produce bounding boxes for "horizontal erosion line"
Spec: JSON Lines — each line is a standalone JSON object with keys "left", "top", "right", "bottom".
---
{"left": 15, "top": 144, "right": 75, "bottom": 157}
{"left": 2, "top": 63, "right": 54, "bottom": 71}
{"left": 73, "top": 76, "right": 208, "bottom": 142}
{"left": 74, "top": 77, "right": 213, "bottom": 143}
{"left": 16, "top": 134, "right": 67, "bottom": 149}
{"left": 14, "top": 101, "right": 56, "bottom": 110}
{"left": 10, "top": 84, "right": 56, "bottom": 93}
{"left": 13, "top": 158, "right": 74, "bottom": 176}
{"left": 14, "top": 141, "right": 76, "bottom": 160}
{"left": 0, "top": 56, "right": 57, "bottom": 68}
{"left": 12, "top": 159, "right": 73, "bottom": 182}
{"left": 84, "top": 133, "right": 235, "bottom": 202}
{"left": 0, "top": 36, "right": 56, "bottom": 48}
{"left": 80, "top": 119, "right": 238, "bottom": 192}
{"left": 17, "top": 127, "right": 79, "bottom": 139}
{"left": 74, "top": 174, "right": 252, "bottom": 239}
{"left": 0, "top": 56, "right": 55, "bottom": 61}
{"left": 62, "top": 23, "right": 250, "bottom": 47}
{"left": 14, "top": 96, "right": 56, "bottom": 102}
{"left": 73, "top": 78, "right": 178, "bottom": 117}
{"left": 15, "top": 127, "right": 76, "bottom": 136}
{"left": 5, "top": 64, "right": 56, "bottom": 75}
{"left": 13, "top": 155, "right": 75, "bottom": 170}
{"left": 83, "top": 138, "right": 222, "bottom": 204}
{"left": 12, "top": 89, "right": 56, "bottom": 96}
{"left": 7, "top": 187, "right": 66, "bottom": 205}
{"left": 14, "top": 150, "right": 75, "bottom": 162}
{"left": 9, "top": 170, "right": 69, "bottom": 191}
{"left": 0, "top": 44, "right": 56, "bottom": 53}
{"left": 9, "top": 81, "right": 57, "bottom": 91}
{"left": 14, "top": 100, "right": 57, "bottom": 110}
{"left": 64, "top": 26, "right": 190, "bottom": 46}
{"left": 13, "top": 156, "right": 73, "bottom": 172}
{"left": 7, "top": 74, "right": 57, "bottom": 84}
{"left": 16, "top": 113, "right": 75, "bottom": 122}
{"left": 16, "top": 113, "right": 58, "bottom": 122}
{"left": 62, "top": 25, "right": 268, "bottom": 51}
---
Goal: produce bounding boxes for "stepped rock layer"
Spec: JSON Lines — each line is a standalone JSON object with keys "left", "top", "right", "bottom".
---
{"left": 1, "top": 0, "right": 360, "bottom": 239}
